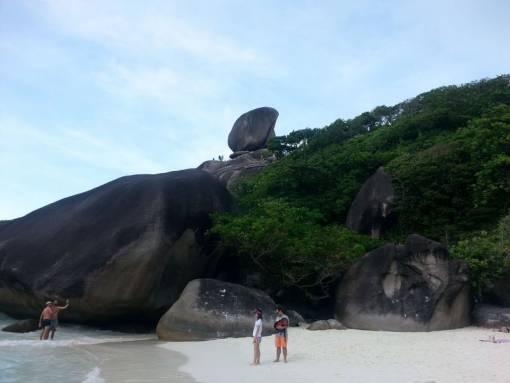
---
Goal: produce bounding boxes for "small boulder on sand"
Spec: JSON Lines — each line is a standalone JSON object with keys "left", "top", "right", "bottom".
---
{"left": 307, "top": 319, "right": 346, "bottom": 331}
{"left": 157, "top": 279, "right": 277, "bottom": 341}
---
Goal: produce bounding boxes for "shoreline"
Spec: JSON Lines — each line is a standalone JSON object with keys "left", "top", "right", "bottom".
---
{"left": 3, "top": 310, "right": 510, "bottom": 383}
{"left": 160, "top": 326, "right": 510, "bottom": 383}
{"left": 83, "top": 339, "right": 196, "bottom": 383}
{"left": 0, "top": 310, "right": 195, "bottom": 383}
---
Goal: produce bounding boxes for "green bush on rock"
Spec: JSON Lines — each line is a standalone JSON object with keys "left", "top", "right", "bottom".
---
{"left": 210, "top": 199, "right": 379, "bottom": 300}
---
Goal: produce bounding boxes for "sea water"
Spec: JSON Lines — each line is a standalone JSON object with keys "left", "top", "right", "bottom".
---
{"left": 0, "top": 313, "right": 193, "bottom": 383}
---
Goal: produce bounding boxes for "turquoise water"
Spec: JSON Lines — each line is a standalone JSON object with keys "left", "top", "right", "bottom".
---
{"left": 0, "top": 313, "right": 157, "bottom": 383}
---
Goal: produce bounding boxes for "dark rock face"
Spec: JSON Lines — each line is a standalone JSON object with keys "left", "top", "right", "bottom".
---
{"left": 0, "top": 169, "right": 232, "bottom": 325}
{"left": 286, "top": 309, "right": 306, "bottom": 327}
{"left": 156, "top": 279, "right": 277, "bottom": 341}
{"left": 2, "top": 319, "right": 39, "bottom": 333}
{"left": 473, "top": 305, "right": 510, "bottom": 328}
{"left": 485, "top": 270, "right": 510, "bottom": 306}
{"left": 307, "top": 319, "right": 346, "bottom": 331}
{"left": 335, "top": 234, "right": 471, "bottom": 331}
{"left": 198, "top": 149, "right": 276, "bottom": 190}
{"left": 229, "top": 151, "right": 250, "bottom": 159}
{"left": 346, "top": 167, "right": 396, "bottom": 239}
{"left": 227, "top": 107, "right": 278, "bottom": 152}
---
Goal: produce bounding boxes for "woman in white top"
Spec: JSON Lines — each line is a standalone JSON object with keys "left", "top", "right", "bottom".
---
{"left": 252, "top": 308, "right": 263, "bottom": 365}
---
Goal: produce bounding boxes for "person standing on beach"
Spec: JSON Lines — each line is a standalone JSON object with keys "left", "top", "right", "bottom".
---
{"left": 252, "top": 308, "right": 263, "bottom": 365}
{"left": 49, "top": 299, "right": 69, "bottom": 340}
{"left": 273, "top": 306, "right": 289, "bottom": 363}
{"left": 39, "top": 301, "right": 53, "bottom": 340}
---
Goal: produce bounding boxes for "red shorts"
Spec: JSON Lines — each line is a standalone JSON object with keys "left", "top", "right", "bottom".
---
{"left": 275, "top": 336, "right": 288, "bottom": 348}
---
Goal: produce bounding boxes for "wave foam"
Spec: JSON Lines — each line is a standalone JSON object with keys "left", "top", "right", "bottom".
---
{"left": 0, "top": 335, "right": 154, "bottom": 348}
{"left": 82, "top": 367, "right": 104, "bottom": 383}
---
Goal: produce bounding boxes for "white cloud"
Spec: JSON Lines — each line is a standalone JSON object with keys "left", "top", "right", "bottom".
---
{"left": 96, "top": 61, "right": 222, "bottom": 104}
{"left": 61, "top": 128, "right": 165, "bottom": 174}
{"left": 0, "top": 117, "right": 164, "bottom": 174}
{"left": 97, "top": 63, "right": 180, "bottom": 102}
{"left": 41, "top": 0, "right": 263, "bottom": 66}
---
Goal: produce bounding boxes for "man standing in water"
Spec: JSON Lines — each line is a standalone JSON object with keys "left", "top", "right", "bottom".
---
{"left": 273, "top": 306, "right": 289, "bottom": 363}
{"left": 50, "top": 299, "right": 70, "bottom": 340}
{"left": 39, "top": 301, "right": 53, "bottom": 340}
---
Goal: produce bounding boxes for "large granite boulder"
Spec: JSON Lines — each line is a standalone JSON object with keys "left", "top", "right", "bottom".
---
{"left": 335, "top": 234, "right": 471, "bottom": 331}
{"left": 228, "top": 107, "right": 278, "bottom": 152}
{"left": 473, "top": 305, "right": 510, "bottom": 328}
{"left": 0, "top": 169, "right": 232, "bottom": 325}
{"left": 157, "top": 279, "right": 277, "bottom": 341}
{"left": 2, "top": 319, "right": 39, "bottom": 333}
{"left": 198, "top": 149, "right": 276, "bottom": 190}
{"left": 346, "top": 167, "right": 396, "bottom": 239}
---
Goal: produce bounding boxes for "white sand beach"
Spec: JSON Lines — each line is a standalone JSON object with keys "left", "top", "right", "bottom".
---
{"left": 161, "top": 327, "right": 510, "bottom": 383}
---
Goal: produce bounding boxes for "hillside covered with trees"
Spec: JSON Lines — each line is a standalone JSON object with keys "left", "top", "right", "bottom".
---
{"left": 211, "top": 75, "right": 510, "bottom": 303}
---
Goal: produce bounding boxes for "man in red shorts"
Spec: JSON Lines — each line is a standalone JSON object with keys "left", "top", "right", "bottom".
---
{"left": 273, "top": 306, "right": 289, "bottom": 363}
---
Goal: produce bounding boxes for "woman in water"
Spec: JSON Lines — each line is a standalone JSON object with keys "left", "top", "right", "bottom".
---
{"left": 252, "top": 308, "right": 263, "bottom": 365}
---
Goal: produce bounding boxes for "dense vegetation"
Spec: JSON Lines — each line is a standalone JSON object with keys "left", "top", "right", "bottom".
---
{"left": 450, "top": 213, "right": 510, "bottom": 296}
{"left": 211, "top": 76, "right": 510, "bottom": 301}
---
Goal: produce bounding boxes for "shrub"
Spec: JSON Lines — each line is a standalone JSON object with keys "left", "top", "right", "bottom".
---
{"left": 210, "top": 199, "right": 380, "bottom": 301}
{"left": 450, "top": 213, "right": 510, "bottom": 297}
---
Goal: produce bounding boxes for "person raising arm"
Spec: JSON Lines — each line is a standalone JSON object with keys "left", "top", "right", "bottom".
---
{"left": 50, "top": 299, "right": 69, "bottom": 340}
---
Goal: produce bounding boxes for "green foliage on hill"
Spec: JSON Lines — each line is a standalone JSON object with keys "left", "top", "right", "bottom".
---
{"left": 387, "top": 104, "right": 510, "bottom": 240}
{"left": 450, "top": 213, "right": 510, "bottom": 296}
{"left": 211, "top": 76, "right": 510, "bottom": 300}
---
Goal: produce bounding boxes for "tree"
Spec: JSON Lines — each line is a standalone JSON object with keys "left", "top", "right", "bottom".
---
{"left": 210, "top": 199, "right": 379, "bottom": 300}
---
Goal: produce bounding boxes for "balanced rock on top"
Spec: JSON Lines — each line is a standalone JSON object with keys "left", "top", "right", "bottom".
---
{"left": 227, "top": 107, "right": 279, "bottom": 152}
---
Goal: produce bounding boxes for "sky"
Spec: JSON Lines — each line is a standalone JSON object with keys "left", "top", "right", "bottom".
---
{"left": 1, "top": 0, "right": 509, "bottom": 220}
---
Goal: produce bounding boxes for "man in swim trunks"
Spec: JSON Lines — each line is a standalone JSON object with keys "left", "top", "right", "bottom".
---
{"left": 39, "top": 301, "right": 53, "bottom": 340}
{"left": 50, "top": 299, "right": 69, "bottom": 340}
{"left": 273, "top": 306, "right": 289, "bottom": 363}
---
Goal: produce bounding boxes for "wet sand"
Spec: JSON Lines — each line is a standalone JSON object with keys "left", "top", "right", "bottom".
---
{"left": 83, "top": 340, "right": 196, "bottom": 383}
{"left": 0, "top": 312, "right": 193, "bottom": 383}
